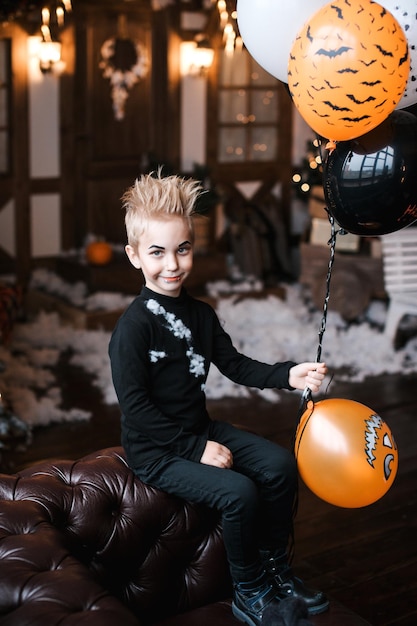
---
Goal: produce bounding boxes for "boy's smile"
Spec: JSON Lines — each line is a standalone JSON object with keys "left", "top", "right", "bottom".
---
{"left": 125, "top": 215, "right": 194, "bottom": 297}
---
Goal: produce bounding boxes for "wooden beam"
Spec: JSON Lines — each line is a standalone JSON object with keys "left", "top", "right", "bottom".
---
{"left": 11, "top": 24, "right": 31, "bottom": 288}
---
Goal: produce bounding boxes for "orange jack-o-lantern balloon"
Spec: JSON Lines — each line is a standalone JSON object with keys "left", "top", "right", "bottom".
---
{"left": 294, "top": 398, "right": 398, "bottom": 508}
{"left": 288, "top": 0, "right": 410, "bottom": 141}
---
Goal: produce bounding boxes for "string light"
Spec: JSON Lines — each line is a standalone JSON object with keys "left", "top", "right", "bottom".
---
{"left": 216, "top": 0, "right": 239, "bottom": 54}
{"left": 292, "top": 139, "right": 324, "bottom": 199}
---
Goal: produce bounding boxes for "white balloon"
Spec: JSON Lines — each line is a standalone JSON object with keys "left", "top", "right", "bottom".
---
{"left": 236, "top": 0, "right": 329, "bottom": 82}
{"left": 379, "top": 0, "right": 417, "bottom": 108}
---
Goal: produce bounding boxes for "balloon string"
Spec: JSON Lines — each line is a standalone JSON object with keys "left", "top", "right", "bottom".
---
{"left": 315, "top": 135, "right": 336, "bottom": 365}
{"left": 293, "top": 208, "right": 338, "bottom": 442}
{"left": 316, "top": 209, "right": 337, "bottom": 363}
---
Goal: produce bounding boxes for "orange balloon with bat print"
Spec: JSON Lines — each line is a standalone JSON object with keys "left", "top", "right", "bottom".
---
{"left": 288, "top": 0, "right": 410, "bottom": 141}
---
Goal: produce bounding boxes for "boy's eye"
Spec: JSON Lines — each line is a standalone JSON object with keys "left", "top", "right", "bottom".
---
{"left": 151, "top": 249, "right": 163, "bottom": 257}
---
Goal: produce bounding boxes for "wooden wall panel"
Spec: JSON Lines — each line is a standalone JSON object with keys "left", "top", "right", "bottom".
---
{"left": 9, "top": 24, "right": 30, "bottom": 284}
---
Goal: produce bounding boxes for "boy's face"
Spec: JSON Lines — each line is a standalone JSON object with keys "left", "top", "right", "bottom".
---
{"left": 125, "top": 215, "right": 193, "bottom": 297}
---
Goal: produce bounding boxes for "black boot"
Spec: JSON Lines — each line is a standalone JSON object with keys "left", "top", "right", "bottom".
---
{"left": 232, "top": 570, "right": 281, "bottom": 626}
{"left": 261, "top": 553, "right": 329, "bottom": 616}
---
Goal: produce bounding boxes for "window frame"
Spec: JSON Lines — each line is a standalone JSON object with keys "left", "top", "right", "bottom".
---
{"left": 206, "top": 39, "right": 293, "bottom": 185}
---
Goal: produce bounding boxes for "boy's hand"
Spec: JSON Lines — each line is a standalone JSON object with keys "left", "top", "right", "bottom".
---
{"left": 289, "top": 362, "right": 327, "bottom": 393}
{"left": 200, "top": 440, "right": 233, "bottom": 468}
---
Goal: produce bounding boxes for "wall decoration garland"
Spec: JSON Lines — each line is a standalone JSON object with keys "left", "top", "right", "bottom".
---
{"left": 99, "top": 36, "right": 149, "bottom": 121}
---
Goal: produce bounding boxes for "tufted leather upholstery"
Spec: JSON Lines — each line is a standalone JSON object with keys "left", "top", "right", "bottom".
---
{"left": 0, "top": 447, "right": 371, "bottom": 626}
{"left": 0, "top": 447, "right": 231, "bottom": 625}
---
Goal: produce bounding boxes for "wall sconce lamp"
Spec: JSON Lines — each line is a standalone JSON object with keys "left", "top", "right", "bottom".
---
{"left": 180, "top": 35, "right": 214, "bottom": 77}
{"left": 38, "top": 38, "right": 62, "bottom": 73}
{"left": 37, "top": 8, "right": 62, "bottom": 73}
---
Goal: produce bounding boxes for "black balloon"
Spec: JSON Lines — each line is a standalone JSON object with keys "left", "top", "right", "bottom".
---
{"left": 323, "top": 111, "right": 417, "bottom": 236}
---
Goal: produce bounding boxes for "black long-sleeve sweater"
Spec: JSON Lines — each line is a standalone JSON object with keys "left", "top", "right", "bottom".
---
{"left": 109, "top": 286, "right": 296, "bottom": 469}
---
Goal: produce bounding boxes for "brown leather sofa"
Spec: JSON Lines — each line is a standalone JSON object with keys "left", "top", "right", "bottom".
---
{"left": 0, "top": 447, "right": 371, "bottom": 626}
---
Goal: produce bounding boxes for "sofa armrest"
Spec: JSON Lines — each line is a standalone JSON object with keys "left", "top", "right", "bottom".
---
{"left": 0, "top": 498, "right": 140, "bottom": 625}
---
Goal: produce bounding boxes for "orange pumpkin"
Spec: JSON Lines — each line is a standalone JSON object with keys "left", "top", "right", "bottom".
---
{"left": 86, "top": 241, "right": 113, "bottom": 265}
{"left": 288, "top": 0, "right": 410, "bottom": 142}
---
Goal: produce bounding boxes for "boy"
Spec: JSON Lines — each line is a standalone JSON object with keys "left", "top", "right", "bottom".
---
{"left": 109, "top": 171, "right": 329, "bottom": 626}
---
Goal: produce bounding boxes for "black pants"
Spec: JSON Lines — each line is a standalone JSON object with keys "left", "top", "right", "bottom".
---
{"left": 134, "top": 420, "right": 298, "bottom": 582}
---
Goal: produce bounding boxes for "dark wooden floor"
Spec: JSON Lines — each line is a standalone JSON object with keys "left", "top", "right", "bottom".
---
{"left": 1, "top": 356, "right": 416, "bottom": 626}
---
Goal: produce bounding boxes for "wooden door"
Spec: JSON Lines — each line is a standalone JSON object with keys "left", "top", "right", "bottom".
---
{"left": 63, "top": 1, "right": 180, "bottom": 249}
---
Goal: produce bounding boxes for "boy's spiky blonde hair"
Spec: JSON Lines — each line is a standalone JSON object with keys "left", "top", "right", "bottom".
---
{"left": 122, "top": 168, "right": 203, "bottom": 248}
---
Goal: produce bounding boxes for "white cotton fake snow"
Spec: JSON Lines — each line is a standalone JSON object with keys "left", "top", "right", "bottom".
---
{"left": 1, "top": 280, "right": 417, "bottom": 426}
